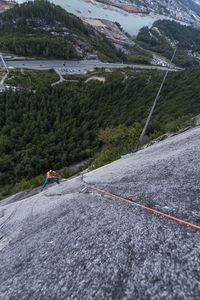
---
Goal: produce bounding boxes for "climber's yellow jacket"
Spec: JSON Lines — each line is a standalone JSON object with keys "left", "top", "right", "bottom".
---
{"left": 46, "top": 170, "right": 57, "bottom": 178}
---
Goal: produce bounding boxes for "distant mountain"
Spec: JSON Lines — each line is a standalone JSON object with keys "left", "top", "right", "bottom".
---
{"left": 0, "top": 0, "right": 126, "bottom": 61}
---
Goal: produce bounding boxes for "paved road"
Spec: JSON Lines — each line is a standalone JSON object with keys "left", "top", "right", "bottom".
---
{"left": 1, "top": 59, "right": 179, "bottom": 75}
{"left": 51, "top": 67, "right": 65, "bottom": 86}
{"left": 0, "top": 126, "right": 200, "bottom": 299}
{"left": 0, "top": 72, "right": 8, "bottom": 87}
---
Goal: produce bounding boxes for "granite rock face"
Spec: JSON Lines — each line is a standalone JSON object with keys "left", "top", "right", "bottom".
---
{"left": 0, "top": 0, "right": 16, "bottom": 13}
{"left": 0, "top": 126, "right": 200, "bottom": 300}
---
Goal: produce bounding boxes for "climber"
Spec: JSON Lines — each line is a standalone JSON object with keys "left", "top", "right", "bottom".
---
{"left": 41, "top": 170, "right": 61, "bottom": 191}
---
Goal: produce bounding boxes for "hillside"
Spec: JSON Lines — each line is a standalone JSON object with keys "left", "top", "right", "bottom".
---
{"left": 137, "top": 20, "right": 200, "bottom": 67}
{"left": 0, "top": 125, "right": 200, "bottom": 299}
{"left": 2, "top": 2, "right": 200, "bottom": 66}
{"left": 0, "top": 67, "right": 200, "bottom": 198}
{"left": 0, "top": 0, "right": 16, "bottom": 13}
{"left": 95, "top": 0, "right": 200, "bottom": 24}
{"left": 131, "top": 0, "right": 200, "bottom": 24}
{"left": 0, "top": 0, "right": 125, "bottom": 61}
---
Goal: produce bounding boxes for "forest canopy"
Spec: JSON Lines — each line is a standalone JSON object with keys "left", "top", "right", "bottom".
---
{"left": 0, "top": 67, "right": 200, "bottom": 187}
{"left": 137, "top": 20, "right": 200, "bottom": 67}
{"left": 0, "top": 0, "right": 126, "bottom": 61}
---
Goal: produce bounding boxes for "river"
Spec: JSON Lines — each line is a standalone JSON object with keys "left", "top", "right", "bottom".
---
{"left": 17, "top": 0, "right": 172, "bottom": 35}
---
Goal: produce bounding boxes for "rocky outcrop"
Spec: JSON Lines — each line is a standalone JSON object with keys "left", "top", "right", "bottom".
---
{"left": 0, "top": 125, "right": 200, "bottom": 299}
{"left": 0, "top": 0, "right": 16, "bottom": 13}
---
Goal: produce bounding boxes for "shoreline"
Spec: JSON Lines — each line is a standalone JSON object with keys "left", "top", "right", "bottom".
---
{"left": 91, "top": 0, "right": 149, "bottom": 14}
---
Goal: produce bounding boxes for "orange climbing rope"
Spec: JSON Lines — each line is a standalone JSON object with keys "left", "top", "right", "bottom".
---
{"left": 61, "top": 177, "right": 200, "bottom": 230}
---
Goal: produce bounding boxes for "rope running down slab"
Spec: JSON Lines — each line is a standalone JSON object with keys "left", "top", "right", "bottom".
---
{"left": 61, "top": 177, "right": 200, "bottom": 230}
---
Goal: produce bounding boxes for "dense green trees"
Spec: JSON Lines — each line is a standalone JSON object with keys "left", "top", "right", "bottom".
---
{"left": 0, "top": 0, "right": 125, "bottom": 61}
{"left": 0, "top": 67, "right": 200, "bottom": 189}
{"left": 5, "top": 69, "right": 59, "bottom": 89}
{"left": 0, "top": 0, "right": 91, "bottom": 34}
{"left": 153, "top": 20, "right": 200, "bottom": 53}
{"left": 137, "top": 20, "right": 200, "bottom": 67}
{"left": 0, "top": 26, "right": 78, "bottom": 59}
{"left": 91, "top": 124, "right": 142, "bottom": 169}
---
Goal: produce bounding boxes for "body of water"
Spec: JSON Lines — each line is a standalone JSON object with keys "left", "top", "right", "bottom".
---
{"left": 17, "top": 0, "right": 172, "bottom": 35}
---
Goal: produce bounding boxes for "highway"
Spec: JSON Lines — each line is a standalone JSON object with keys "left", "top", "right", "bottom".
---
{"left": 2, "top": 59, "right": 180, "bottom": 74}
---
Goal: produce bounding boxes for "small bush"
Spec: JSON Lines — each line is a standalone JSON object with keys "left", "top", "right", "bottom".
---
{"left": 165, "top": 114, "right": 195, "bottom": 132}
{"left": 149, "top": 130, "right": 165, "bottom": 140}
{"left": 90, "top": 124, "right": 141, "bottom": 169}
{"left": 59, "top": 167, "right": 76, "bottom": 179}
